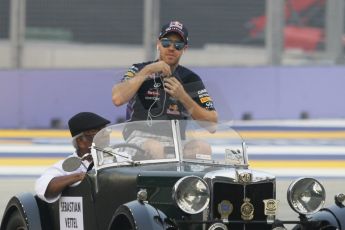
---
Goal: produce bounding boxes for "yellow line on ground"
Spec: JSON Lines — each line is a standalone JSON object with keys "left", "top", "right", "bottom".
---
{"left": 190, "top": 131, "right": 345, "bottom": 139}
{"left": 0, "top": 158, "right": 64, "bottom": 166}
{"left": 0, "top": 140, "right": 33, "bottom": 145}
{"left": 0, "top": 130, "right": 70, "bottom": 138}
{"left": 0, "top": 130, "right": 124, "bottom": 138}
{"left": 249, "top": 160, "right": 345, "bottom": 168}
{"left": 239, "top": 131, "right": 345, "bottom": 139}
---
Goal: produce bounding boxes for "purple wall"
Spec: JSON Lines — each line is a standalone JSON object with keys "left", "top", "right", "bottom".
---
{"left": 1, "top": 67, "right": 344, "bottom": 128}
{"left": 0, "top": 69, "right": 125, "bottom": 128}
{"left": 199, "top": 66, "right": 345, "bottom": 120}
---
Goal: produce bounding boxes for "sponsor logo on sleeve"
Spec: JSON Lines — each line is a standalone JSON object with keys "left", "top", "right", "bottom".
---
{"left": 200, "top": 97, "right": 211, "bottom": 103}
{"left": 205, "top": 101, "right": 214, "bottom": 109}
{"left": 197, "top": 89, "right": 207, "bottom": 95}
{"left": 197, "top": 88, "right": 214, "bottom": 110}
{"left": 125, "top": 70, "right": 135, "bottom": 78}
{"left": 123, "top": 66, "right": 139, "bottom": 80}
{"left": 198, "top": 93, "right": 209, "bottom": 98}
{"left": 130, "top": 65, "right": 138, "bottom": 72}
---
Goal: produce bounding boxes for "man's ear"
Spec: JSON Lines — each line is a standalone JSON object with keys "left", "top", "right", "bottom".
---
{"left": 76, "top": 136, "right": 83, "bottom": 147}
{"left": 182, "top": 45, "right": 188, "bottom": 54}
{"left": 156, "top": 39, "right": 160, "bottom": 51}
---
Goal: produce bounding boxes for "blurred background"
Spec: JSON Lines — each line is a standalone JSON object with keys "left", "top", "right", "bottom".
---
{"left": 1, "top": 0, "right": 345, "bottom": 128}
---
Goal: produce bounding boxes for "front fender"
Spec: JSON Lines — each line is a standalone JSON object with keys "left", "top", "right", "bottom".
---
{"left": 317, "top": 204, "right": 345, "bottom": 229}
{"left": 108, "top": 200, "right": 173, "bottom": 230}
{"left": 301, "top": 204, "right": 345, "bottom": 230}
{"left": 0, "top": 193, "right": 42, "bottom": 230}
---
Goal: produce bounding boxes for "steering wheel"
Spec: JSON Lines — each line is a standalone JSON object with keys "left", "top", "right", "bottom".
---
{"left": 110, "top": 143, "right": 150, "bottom": 161}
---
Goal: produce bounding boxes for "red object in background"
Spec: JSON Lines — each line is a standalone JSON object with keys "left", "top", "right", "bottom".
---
{"left": 284, "top": 26, "right": 324, "bottom": 51}
{"left": 246, "top": 0, "right": 326, "bottom": 52}
{"left": 285, "top": 0, "right": 326, "bottom": 17}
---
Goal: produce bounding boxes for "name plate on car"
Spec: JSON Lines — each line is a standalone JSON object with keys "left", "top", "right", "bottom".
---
{"left": 59, "top": 196, "right": 84, "bottom": 230}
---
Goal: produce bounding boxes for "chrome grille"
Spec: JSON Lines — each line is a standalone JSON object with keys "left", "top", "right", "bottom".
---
{"left": 211, "top": 181, "right": 274, "bottom": 230}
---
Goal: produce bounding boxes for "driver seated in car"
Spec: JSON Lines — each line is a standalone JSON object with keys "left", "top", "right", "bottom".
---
{"left": 35, "top": 112, "right": 110, "bottom": 203}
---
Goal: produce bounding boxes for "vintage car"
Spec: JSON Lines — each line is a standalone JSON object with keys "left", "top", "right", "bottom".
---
{"left": 1, "top": 120, "right": 345, "bottom": 230}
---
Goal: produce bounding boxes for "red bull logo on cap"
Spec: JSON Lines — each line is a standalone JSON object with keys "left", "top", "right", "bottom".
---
{"left": 169, "top": 21, "right": 183, "bottom": 30}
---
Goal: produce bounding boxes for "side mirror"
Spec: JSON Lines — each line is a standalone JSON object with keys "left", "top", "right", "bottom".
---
{"left": 62, "top": 157, "right": 83, "bottom": 172}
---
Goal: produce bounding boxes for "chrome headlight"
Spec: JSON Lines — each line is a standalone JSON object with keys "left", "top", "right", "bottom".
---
{"left": 287, "top": 177, "right": 325, "bottom": 215}
{"left": 172, "top": 176, "right": 210, "bottom": 214}
{"left": 208, "top": 223, "right": 228, "bottom": 230}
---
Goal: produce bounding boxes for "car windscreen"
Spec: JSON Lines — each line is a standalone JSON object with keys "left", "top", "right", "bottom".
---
{"left": 92, "top": 120, "right": 247, "bottom": 168}
{"left": 92, "top": 120, "right": 177, "bottom": 167}
{"left": 181, "top": 120, "right": 246, "bottom": 166}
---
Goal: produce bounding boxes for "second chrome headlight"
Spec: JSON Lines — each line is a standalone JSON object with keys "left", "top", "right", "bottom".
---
{"left": 287, "top": 177, "right": 325, "bottom": 215}
{"left": 172, "top": 176, "right": 210, "bottom": 214}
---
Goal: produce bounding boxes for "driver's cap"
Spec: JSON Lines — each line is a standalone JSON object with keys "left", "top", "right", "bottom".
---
{"left": 68, "top": 112, "right": 110, "bottom": 137}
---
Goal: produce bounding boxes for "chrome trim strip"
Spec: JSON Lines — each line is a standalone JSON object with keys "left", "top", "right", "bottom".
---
{"left": 237, "top": 169, "right": 276, "bottom": 183}
{"left": 91, "top": 143, "right": 98, "bottom": 171}
{"left": 90, "top": 143, "right": 99, "bottom": 193}
{"left": 204, "top": 169, "right": 275, "bottom": 183}
{"left": 204, "top": 168, "right": 238, "bottom": 182}
{"left": 171, "top": 120, "right": 182, "bottom": 161}
{"left": 242, "top": 142, "right": 249, "bottom": 167}
{"left": 96, "top": 158, "right": 179, "bottom": 170}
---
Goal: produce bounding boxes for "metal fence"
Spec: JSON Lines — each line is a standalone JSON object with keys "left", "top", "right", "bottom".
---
{"left": 0, "top": 0, "right": 344, "bottom": 69}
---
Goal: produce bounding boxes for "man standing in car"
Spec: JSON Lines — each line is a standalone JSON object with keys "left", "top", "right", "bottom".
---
{"left": 35, "top": 112, "right": 110, "bottom": 203}
{"left": 111, "top": 20, "right": 217, "bottom": 124}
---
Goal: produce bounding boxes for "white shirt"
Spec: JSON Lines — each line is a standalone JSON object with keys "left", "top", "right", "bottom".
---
{"left": 35, "top": 152, "right": 90, "bottom": 203}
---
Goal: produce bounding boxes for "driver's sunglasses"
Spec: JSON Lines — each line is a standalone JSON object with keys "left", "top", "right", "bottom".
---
{"left": 160, "top": 38, "right": 186, "bottom": 51}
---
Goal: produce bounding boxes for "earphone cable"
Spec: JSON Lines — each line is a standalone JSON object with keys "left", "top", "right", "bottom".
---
{"left": 146, "top": 74, "right": 167, "bottom": 126}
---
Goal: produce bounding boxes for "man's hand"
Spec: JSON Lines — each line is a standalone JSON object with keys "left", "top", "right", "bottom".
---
{"left": 112, "top": 60, "right": 173, "bottom": 106}
{"left": 164, "top": 76, "right": 218, "bottom": 126}
{"left": 163, "top": 76, "right": 186, "bottom": 100}
{"left": 144, "top": 61, "right": 172, "bottom": 77}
